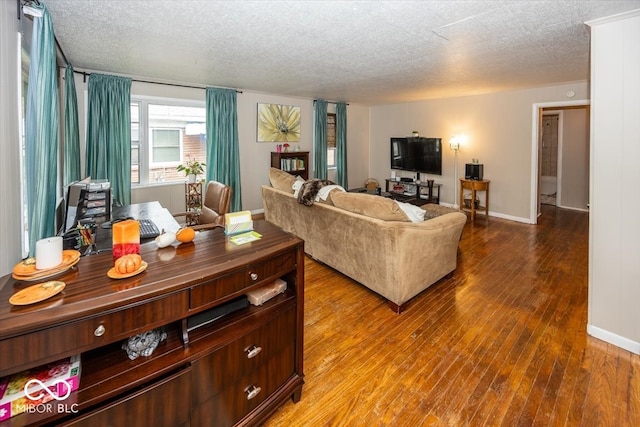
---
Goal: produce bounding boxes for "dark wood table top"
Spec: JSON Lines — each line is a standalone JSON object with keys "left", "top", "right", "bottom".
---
{"left": 0, "top": 220, "right": 302, "bottom": 340}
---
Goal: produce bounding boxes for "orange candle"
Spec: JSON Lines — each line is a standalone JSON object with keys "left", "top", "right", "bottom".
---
{"left": 112, "top": 219, "right": 140, "bottom": 259}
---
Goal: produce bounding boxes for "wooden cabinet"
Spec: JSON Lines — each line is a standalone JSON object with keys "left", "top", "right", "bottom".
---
{"left": 0, "top": 220, "right": 304, "bottom": 427}
{"left": 191, "top": 306, "right": 296, "bottom": 427}
{"left": 64, "top": 368, "right": 192, "bottom": 427}
{"left": 271, "top": 151, "right": 309, "bottom": 180}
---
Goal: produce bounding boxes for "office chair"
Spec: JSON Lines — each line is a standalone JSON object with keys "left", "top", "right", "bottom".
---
{"left": 174, "top": 181, "right": 232, "bottom": 230}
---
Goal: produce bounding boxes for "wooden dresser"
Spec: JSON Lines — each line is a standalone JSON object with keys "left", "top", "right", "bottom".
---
{"left": 0, "top": 221, "right": 304, "bottom": 427}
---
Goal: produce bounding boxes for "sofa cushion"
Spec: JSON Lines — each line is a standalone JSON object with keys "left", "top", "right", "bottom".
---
{"left": 330, "top": 192, "right": 410, "bottom": 222}
{"left": 269, "top": 167, "right": 296, "bottom": 193}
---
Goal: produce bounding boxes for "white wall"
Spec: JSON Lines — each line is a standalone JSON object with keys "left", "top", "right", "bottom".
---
{"left": 71, "top": 77, "right": 371, "bottom": 214}
{"left": 370, "top": 82, "right": 589, "bottom": 221}
{"left": 559, "top": 107, "right": 589, "bottom": 210}
{"left": 0, "top": 1, "right": 22, "bottom": 276}
{"left": 588, "top": 10, "right": 640, "bottom": 355}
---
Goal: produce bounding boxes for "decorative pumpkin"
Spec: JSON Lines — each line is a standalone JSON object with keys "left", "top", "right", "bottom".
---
{"left": 175, "top": 227, "right": 195, "bottom": 243}
{"left": 114, "top": 254, "right": 143, "bottom": 274}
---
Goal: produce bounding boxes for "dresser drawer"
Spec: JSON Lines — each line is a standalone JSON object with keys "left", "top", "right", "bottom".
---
{"left": 189, "top": 269, "right": 246, "bottom": 309}
{"left": 246, "top": 249, "right": 296, "bottom": 288}
{"left": 0, "top": 291, "right": 189, "bottom": 375}
{"left": 192, "top": 305, "right": 296, "bottom": 405}
{"left": 63, "top": 367, "right": 191, "bottom": 427}
{"left": 191, "top": 344, "right": 295, "bottom": 427}
{"left": 189, "top": 249, "right": 296, "bottom": 309}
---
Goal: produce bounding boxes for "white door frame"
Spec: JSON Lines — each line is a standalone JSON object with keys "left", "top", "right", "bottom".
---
{"left": 530, "top": 99, "right": 590, "bottom": 224}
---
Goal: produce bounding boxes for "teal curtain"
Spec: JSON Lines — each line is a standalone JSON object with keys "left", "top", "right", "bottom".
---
{"left": 25, "top": 3, "right": 59, "bottom": 255}
{"left": 64, "top": 64, "right": 80, "bottom": 185}
{"left": 313, "top": 100, "right": 328, "bottom": 180}
{"left": 206, "top": 88, "right": 242, "bottom": 212}
{"left": 86, "top": 74, "right": 132, "bottom": 206}
{"left": 335, "top": 102, "right": 348, "bottom": 188}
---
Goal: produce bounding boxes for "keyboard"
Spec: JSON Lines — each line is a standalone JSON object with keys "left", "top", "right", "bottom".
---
{"left": 139, "top": 219, "right": 160, "bottom": 239}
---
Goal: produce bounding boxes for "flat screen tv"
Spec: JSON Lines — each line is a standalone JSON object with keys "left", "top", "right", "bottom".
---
{"left": 391, "top": 137, "right": 442, "bottom": 175}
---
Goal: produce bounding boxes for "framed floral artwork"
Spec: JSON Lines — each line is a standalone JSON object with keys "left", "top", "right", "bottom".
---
{"left": 257, "top": 103, "right": 301, "bottom": 142}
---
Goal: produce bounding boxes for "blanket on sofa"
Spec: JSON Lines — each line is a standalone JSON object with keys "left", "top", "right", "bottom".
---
{"left": 296, "top": 179, "right": 336, "bottom": 206}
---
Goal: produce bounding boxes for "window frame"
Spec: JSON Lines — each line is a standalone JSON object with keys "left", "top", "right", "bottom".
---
{"left": 149, "top": 127, "right": 183, "bottom": 168}
{"left": 327, "top": 112, "right": 337, "bottom": 170}
{"left": 130, "top": 96, "right": 206, "bottom": 187}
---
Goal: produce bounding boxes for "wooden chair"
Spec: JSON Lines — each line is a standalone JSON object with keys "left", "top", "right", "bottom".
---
{"left": 174, "top": 181, "right": 232, "bottom": 230}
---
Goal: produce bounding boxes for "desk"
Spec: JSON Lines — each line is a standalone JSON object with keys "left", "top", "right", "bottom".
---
{"left": 93, "top": 202, "right": 180, "bottom": 253}
{"left": 460, "top": 179, "right": 490, "bottom": 220}
{"left": 0, "top": 221, "right": 305, "bottom": 426}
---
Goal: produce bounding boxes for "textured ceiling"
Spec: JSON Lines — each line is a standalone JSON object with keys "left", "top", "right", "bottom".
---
{"left": 42, "top": 0, "right": 640, "bottom": 105}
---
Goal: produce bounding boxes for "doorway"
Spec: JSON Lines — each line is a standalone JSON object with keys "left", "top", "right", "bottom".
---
{"left": 530, "top": 100, "right": 590, "bottom": 224}
{"left": 540, "top": 113, "right": 560, "bottom": 208}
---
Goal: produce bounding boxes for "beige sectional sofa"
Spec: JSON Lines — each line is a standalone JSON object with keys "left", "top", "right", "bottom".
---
{"left": 262, "top": 168, "right": 467, "bottom": 313}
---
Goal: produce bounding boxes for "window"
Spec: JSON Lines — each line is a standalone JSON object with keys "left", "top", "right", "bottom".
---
{"left": 327, "top": 113, "right": 336, "bottom": 169}
{"left": 131, "top": 98, "right": 207, "bottom": 185}
{"left": 131, "top": 102, "right": 140, "bottom": 183}
{"left": 150, "top": 129, "right": 181, "bottom": 164}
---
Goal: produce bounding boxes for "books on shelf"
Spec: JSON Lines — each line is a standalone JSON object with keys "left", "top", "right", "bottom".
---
{"left": 280, "top": 158, "right": 305, "bottom": 172}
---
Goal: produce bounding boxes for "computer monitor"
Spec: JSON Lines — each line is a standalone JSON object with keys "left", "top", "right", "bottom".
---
{"left": 64, "top": 178, "right": 91, "bottom": 232}
{"left": 55, "top": 197, "right": 66, "bottom": 236}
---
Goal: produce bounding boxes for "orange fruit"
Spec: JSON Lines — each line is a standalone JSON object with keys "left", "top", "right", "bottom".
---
{"left": 176, "top": 227, "right": 195, "bottom": 243}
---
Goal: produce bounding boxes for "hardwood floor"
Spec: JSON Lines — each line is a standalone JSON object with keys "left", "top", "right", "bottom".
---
{"left": 264, "top": 205, "right": 640, "bottom": 426}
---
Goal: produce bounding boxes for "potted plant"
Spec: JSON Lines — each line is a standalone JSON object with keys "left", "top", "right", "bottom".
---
{"left": 176, "top": 159, "right": 206, "bottom": 183}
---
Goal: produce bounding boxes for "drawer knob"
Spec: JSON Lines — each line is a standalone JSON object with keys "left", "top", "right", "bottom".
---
{"left": 245, "top": 345, "right": 263, "bottom": 359}
{"left": 250, "top": 272, "right": 258, "bottom": 281}
{"left": 245, "top": 384, "right": 262, "bottom": 400}
{"left": 94, "top": 325, "right": 106, "bottom": 337}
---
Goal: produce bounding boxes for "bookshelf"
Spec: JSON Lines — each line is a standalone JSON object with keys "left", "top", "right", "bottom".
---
{"left": 271, "top": 151, "right": 309, "bottom": 180}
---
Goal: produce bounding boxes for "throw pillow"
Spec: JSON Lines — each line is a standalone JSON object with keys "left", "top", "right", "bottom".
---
{"left": 269, "top": 167, "right": 296, "bottom": 193}
{"left": 330, "top": 192, "right": 410, "bottom": 222}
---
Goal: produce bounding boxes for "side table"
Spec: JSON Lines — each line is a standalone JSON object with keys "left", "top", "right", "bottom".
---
{"left": 460, "top": 179, "right": 490, "bottom": 220}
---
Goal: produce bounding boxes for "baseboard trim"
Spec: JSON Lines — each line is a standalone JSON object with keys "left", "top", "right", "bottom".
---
{"left": 487, "top": 211, "right": 531, "bottom": 224}
{"left": 587, "top": 324, "right": 640, "bottom": 355}
{"left": 556, "top": 204, "right": 589, "bottom": 213}
{"left": 438, "top": 204, "right": 532, "bottom": 224}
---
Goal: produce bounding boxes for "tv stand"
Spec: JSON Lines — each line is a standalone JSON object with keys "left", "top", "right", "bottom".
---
{"left": 385, "top": 179, "right": 441, "bottom": 205}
